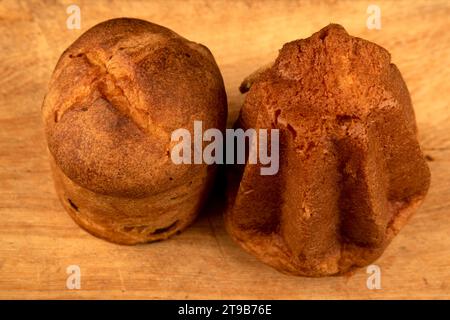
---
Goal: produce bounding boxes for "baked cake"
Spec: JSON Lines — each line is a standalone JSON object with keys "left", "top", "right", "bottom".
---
{"left": 226, "top": 24, "right": 430, "bottom": 276}
{"left": 42, "top": 18, "right": 227, "bottom": 244}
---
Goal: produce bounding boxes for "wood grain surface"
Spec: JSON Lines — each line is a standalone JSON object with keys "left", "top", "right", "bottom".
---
{"left": 0, "top": 0, "right": 449, "bottom": 299}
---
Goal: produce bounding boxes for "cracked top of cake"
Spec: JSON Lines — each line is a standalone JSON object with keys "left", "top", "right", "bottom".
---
{"left": 42, "top": 18, "right": 227, "bottom": 197}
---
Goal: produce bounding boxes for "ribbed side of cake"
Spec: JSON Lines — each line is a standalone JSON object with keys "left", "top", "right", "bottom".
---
{"left": 226, "top": 24, "right": 430, "bottom": 276}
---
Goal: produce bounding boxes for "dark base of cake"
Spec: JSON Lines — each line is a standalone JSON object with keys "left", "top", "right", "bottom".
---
{"left": 50, "top": 153, "right": 208, "bottom": 245}
{"left": 225, "top": 194, "right": 425, "bottom": 277}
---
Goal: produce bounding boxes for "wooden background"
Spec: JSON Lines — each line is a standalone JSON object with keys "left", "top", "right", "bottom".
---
{"left": 0, "top": 0, "right": 449, "bottom": 299}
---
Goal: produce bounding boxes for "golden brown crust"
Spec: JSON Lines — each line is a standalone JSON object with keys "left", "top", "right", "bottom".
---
{"left": 226, "top": 24, "right": 430, "bottom": 276}
{"left": 42, "top": 18, "right": 227, "bottom": 244}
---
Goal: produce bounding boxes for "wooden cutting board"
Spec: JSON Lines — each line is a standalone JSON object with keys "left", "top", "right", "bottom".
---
{"left": 0, "top": 0, "right": 449, "bottom": 299}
